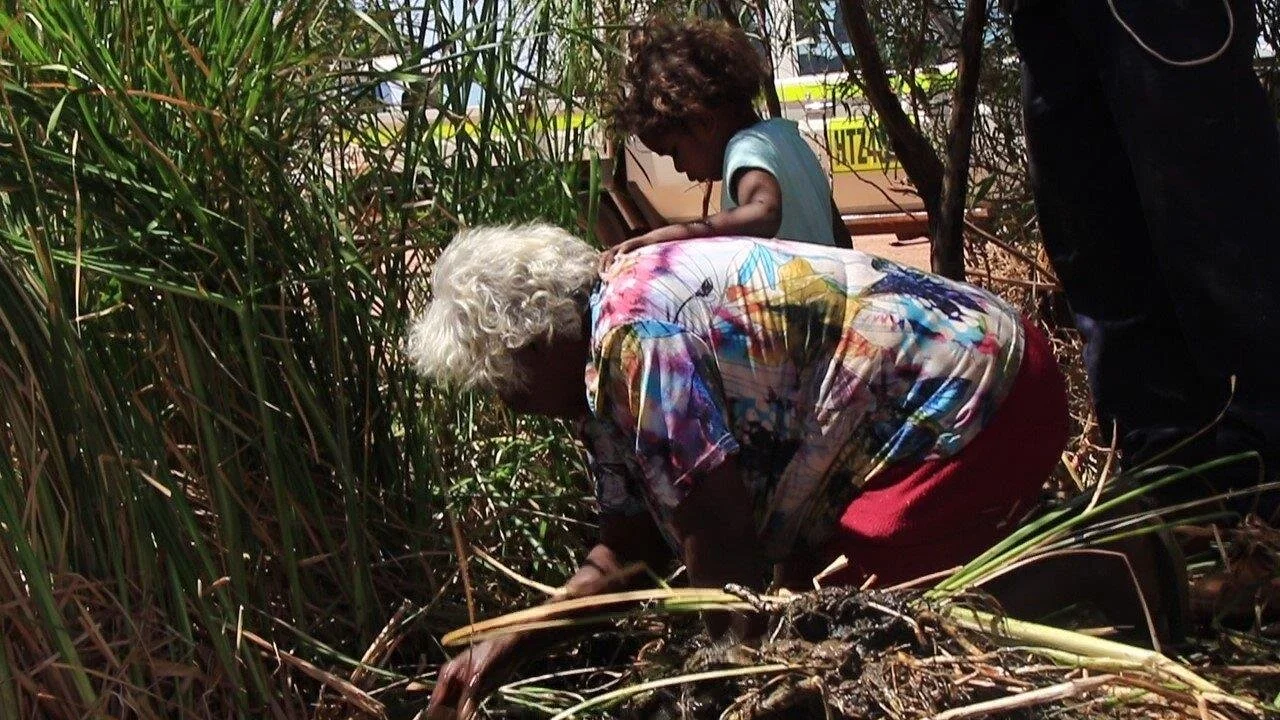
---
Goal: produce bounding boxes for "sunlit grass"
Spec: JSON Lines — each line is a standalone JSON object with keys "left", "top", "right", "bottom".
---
{"left": 0, "top": 0, "right": 628, "bottom": 715}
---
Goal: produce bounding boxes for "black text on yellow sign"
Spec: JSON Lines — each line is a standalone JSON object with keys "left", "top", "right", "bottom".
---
{"left": 826, "top": 118, "right": 899, "bottom": 173}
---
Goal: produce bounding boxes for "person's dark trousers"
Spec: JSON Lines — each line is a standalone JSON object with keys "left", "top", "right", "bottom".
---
{"left": 1011, "top": 0, "right": 1280, "bottom": 519}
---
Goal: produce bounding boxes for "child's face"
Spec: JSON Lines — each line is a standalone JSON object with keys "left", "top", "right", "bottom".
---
{"left": 639, "top": 123, "right": 723, "bottom": 183}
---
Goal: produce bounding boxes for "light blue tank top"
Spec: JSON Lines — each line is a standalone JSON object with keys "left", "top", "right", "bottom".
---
{"left": 720, "top": 118, "right": 836, "bottom": 246}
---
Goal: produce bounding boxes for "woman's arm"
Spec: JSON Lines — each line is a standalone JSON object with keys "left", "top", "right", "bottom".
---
{"left": 427, "top": 456, "right": 767, "bottom": 717}
{"left": 671, "top": 457, "right": 768, "bottom": 639}
{"left": 426, "top": 512, "right": 670, "bottom": 719}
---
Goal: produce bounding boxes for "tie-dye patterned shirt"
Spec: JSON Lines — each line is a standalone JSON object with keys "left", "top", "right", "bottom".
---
{"left": 583, "top": 238, "right": 1024, "bottom": 561}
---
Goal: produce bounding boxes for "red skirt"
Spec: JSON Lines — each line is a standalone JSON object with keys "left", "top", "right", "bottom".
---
{"left": 820, "top": 318, "right": 1070, "bottom": 588}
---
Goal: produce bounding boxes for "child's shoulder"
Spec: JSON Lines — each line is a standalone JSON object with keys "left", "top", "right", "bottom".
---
{"left": 726, "top": 118, "right": 808, "bottom": 160}
{"left": 727, "top": 117, "right": 803, "bottom": 169}
{"left": 731, "top": 117, "right": 801, "bottom": 144}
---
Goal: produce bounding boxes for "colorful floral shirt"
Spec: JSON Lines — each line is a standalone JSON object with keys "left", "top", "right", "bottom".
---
{"left": 583, "top": 238, "right": 1025, "bottom": 561}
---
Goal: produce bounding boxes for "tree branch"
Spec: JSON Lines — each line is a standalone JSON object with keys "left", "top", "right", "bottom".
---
{"left": 837, "top": 0, "right": 944, "bottom": 203}
{"left": 717, "top": 0, "right": 784, "bottom": 118}
{"left": 933, "top": 0, "right": 988, "bottom": 279}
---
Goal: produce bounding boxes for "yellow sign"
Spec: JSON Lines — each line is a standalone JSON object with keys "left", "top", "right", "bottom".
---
{"left": 824, "top": 116, "right": 898, "bottom": 173}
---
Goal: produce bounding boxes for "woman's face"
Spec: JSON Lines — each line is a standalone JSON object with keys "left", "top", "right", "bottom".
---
{"left": 639, "top": 122, "right": 723, "bottom": 183}
{"left": 497, "top": 338, "right": 589, "bottom": 420}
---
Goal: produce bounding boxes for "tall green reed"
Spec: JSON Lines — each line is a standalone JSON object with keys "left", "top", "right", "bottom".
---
{"left": 0, "top": 0, "right": 630, "bottom": 715}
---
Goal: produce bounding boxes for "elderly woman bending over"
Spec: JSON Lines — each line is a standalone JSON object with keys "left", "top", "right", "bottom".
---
{"left": 412, "top": 224, "right": 1069, "bottom": 717}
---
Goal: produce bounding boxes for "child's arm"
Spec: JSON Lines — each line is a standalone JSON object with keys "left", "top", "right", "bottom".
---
{"left": 599, "top": 169, "right": 781, "bottom": 270}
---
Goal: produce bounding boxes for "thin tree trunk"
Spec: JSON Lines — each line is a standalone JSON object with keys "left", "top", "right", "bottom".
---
{"left": 838, "top": 0, "right": 943, "bottom": 205}
{"left": 934, "top": 0, "right": 987, "bottom": 280}
{"left": 837, "top": 0, "right": 988, "bottom": 280}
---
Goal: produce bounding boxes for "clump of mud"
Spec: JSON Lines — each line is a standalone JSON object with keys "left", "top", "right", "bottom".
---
{"left": 620, "top": 588, "right": 1091, "bottom": 720}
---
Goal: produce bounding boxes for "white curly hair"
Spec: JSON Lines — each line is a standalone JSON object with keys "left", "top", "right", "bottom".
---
{"left": 407, "top": 222, "right": 599, "bottom": 393}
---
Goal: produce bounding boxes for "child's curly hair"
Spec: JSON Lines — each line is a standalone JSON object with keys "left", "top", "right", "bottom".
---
{"left": 610, "top": 17, "right": 765, "bottom": 137}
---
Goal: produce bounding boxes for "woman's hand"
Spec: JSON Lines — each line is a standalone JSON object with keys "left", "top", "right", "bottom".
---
{"left": 426, "top": 634, "right": 524, "bottom": 720}
{"left": 426, "top": 518, "right": 670, "bottom": 719}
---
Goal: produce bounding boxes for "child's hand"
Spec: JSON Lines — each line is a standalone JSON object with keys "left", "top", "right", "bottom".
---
{"left": 601, "top": 219, "right": 716, "bottom": 269}
{"left": 593, "top": 229, "right": 665, "bottom": 271}
{"left": 597, "top": 168, "right": 786, "bottom": 275}
{"left": 598, "top": 220, "right": 718, "bottom": 272}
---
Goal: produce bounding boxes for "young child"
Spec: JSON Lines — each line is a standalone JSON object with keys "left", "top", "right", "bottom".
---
{"left": 602, "top": 17, "right": 853, "bottom": 267}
